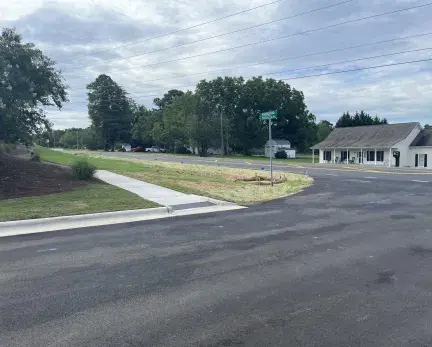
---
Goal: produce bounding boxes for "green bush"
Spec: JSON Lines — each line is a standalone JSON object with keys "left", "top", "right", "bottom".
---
{"left": 0, "top": 143, "right": 5, "bottom": 154}
{"left": 72, "top": 159, "right": 96, "bottom": 180}
{"left": 275, "top": 150, "right": 288, "bottom": 159}
{"left": 176, "top": 146, "right": 192, "bottom": 154}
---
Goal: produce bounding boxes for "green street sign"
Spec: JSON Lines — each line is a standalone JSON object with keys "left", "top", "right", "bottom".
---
{"left": 259, "top": 110, "right": 278, "bottom": 120}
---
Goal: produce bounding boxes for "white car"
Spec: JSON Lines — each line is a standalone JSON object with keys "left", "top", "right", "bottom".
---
{"left": 146, "top": 146, "right": 166, "bottom": 153}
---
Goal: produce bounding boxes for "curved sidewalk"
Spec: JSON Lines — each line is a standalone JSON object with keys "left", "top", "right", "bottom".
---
{"left": 95, "top": 170, "right": 227, "bottom": 207}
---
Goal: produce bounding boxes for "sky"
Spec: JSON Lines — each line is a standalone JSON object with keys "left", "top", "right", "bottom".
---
{"left": 1, "top": 0, "right": 432, "bottom": 129}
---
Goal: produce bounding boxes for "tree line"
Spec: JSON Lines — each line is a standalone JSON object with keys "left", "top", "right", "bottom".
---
{"left": 3, "top": 27, "right": 390, "bottom": 156}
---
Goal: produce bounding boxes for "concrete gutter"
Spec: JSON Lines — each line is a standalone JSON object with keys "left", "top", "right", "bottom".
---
{"left": 0, "top": 204, "right": 245, "bottom": 238}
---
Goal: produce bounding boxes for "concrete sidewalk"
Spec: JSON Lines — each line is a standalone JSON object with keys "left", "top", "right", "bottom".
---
{"left": 95, "top": 170, "right": 216, "bottom": 206}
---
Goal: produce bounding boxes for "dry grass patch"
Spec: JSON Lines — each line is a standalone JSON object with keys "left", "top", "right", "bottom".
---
{"left": 38, "top": 148, "right": 313, "bottom": 205}
{"left": 118, "top": 159, "right": 313, "bottom": 204}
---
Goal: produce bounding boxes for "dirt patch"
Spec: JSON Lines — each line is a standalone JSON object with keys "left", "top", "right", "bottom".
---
{"left": 0, "top": 154, "right": 89, "bottom": 200}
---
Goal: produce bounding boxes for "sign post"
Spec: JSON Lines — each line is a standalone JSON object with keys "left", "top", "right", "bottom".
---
{"left": 259, "top": 110, "right": 278, "bottom": 186}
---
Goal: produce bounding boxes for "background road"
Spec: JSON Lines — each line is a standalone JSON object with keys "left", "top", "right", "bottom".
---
{"left": 96, "top": 151, "right": 432, "bottom": 183}
{"left": 1, "top": 177, "right": 432, "bottom": 346}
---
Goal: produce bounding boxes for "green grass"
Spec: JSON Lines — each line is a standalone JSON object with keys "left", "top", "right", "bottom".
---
{"left": 37, "top": 147, "right": 312, "bottom": 205}
{"left": 0, "top": 183, "right": 159, "bottom": 222}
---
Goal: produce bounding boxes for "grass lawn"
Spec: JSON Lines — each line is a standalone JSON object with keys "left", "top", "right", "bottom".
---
{"left": 0, "top": 183, "right": 159, "bottom": 222}
{"left": 37, "top": 147, "right": 313, "bottom": 205}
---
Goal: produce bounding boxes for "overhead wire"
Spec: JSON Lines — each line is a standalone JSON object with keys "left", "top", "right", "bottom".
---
{"left": 50, "top": 56, "right": 432, "bottom": 122}
{"left": 61, "top": 0, "right": 354, "bottom": 72}
{"left": 64, "top": 2, "right": 432, "bottom": 80}
{"left": 64, "top": 54, "right": 432, "bottom": 105}
{"left": 57, "top": 0, "right": 286, "bottom": 64}
{"left": 66, "top": 32, "right": 432, "bottom": 90}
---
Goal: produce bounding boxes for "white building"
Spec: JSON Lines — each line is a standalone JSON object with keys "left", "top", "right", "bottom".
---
{"left": 265, "top": 139, "right": 296, "bottom": 158}
{"left": 311, "top": 122, "right": 431, "bottom": 168}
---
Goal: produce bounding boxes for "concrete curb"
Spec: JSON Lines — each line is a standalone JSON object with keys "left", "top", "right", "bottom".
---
{"left": 0, "top": 207, "right": 170, "bottom": 238}
{"left": 0, "top": 204, "right": 245, "bottom": 238}
{"left": 204, "top": 196, "right": 238, "bottom": 206}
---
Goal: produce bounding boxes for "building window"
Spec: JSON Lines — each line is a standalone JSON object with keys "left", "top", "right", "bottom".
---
{"left": 367, "top": 151, "right": 375, "bottom": 162}
{"left": 416, "top": 154, "right": 428, "bottom": 167}
{"left": 376, "top": 151, "right": 384, "bottom": 162}
{"left": 323, "top": 151, "right": 332, "bottom": 161}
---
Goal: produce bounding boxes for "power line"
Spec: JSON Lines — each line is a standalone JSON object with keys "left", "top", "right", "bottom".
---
{"left": 67, "top": 31, "right": 432, "bottom": 93}
{"left": 61, "top": 0, "right": 353, "bottom": 72}
{"left": 66, "top": 32, "right": 432, "bottom": 90}
{"left": 281, "top": 57, "right": 432, "bottom": 81}
{"left": 65, "top": 52, "right": 432, "bottom": 104}
{"left": 57, "top": 0, "right": 285, "bottom": 64}
{"left": 65, "top": 2, "right": 432, "bottom": 80}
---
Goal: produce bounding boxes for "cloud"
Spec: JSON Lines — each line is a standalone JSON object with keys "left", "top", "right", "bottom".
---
{"left": 2, "top": 0, "right": 432, "bottom": 128}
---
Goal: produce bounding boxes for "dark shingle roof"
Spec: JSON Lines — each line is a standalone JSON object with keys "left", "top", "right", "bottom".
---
{"left": 312, "top": 122, "right": 419, "bottom": 149}
{"left": 410, "top": 129, "right": 432, "bottom": 147}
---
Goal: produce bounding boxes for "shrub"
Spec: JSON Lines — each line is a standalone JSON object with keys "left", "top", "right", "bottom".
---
{"left": 0, "top": 143, "right": 5, "bottom": 154}
{"left": 72, "top": 159, "right": 96, "bottom": 180}
{"left": 176, "top": 146, "right": 192, "bottom": 155}
{"left": 275, "top": 150, "right": 288, "bottom": 159}
{"left": 4, "top": 143, "right": 12, "bottom": 153}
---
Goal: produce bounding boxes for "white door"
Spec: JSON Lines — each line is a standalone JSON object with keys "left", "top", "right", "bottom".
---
{"left": 419, "top": 154, "right": 425, "bottom": 167}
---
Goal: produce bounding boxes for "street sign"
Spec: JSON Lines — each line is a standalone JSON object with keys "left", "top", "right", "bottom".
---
{"left": 259, "top": 110, "right": 278, "bottom": 120}
{"left": 259, "top": 110, "right": 278, "bottom": 186}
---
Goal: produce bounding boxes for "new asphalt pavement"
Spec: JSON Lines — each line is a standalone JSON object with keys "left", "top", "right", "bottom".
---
{"left": 1, "top": 155, "right": 432, "bottom": 346}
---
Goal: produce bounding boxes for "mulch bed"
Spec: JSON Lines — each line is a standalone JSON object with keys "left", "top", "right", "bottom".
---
{"left": 0, "top": 155, "right": 89, "bottom": 200}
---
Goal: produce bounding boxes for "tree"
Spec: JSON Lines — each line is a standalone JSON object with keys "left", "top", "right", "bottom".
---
{"left": 335, "top": 112, "right": 353, "bottom": 127}
{"left": 424, "top": 124, "right": 431, "bottom": 129}
{"left": 153, "top": 89, "right": 184, "bottom": 110}
{"left": 87, "top": 74, "right": 132, "bottom": 149}
{"left": 191, "top": 92, "right": 220, "bottom": 156}
{"left": 335, "top": 111, "right": 387, "bottom": 128}
{"left": 131, "top": 106, "right": 162, "bottom": 146}
{"left": 188, "top": 76, "right": 316, "bottom": 154}
{"left": 163, "top": 91, "right": 196, "bottom": 151}
{"left": 0, "top": 28, "right": 68, "bottom": 144}
{"left": 316, "top": 120, "right": 333, "bottom": 142}
{"left": 59, "top": 129, "right": 80, "bottom": 148}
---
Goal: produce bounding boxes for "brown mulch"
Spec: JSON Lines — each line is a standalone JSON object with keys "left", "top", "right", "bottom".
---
{"left": 0, "top": 155, "right": 89, "bottom": 200}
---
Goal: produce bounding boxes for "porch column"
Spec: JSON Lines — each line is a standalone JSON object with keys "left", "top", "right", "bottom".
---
{"left": 346, "top": 148, "right": 348, "bottom": 164}
{"left": 388, "top": 148, "right": 391, "bottom": 167}
{"left": 312, "top": 149, "right": 314, "bottom": 164}
{"left": 333, "top": 148, "right": 336, "bottom": 164}
{"left": 374, "top": 148, "right": 377, "bottom": 165}
{"left": 360, "top": 148, "right": 363, "bottom": 165}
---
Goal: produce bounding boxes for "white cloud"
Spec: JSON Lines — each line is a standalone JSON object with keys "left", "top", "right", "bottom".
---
{"left": 3, "top": 0, "right": 432, "bottom": 128}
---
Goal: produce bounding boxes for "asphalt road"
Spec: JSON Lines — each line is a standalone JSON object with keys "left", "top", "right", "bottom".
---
{"left": 96, "top": 151, "right": 432, "bottom": 183}
{"left": 1, "top": 177, "right": 432, "bottom": 346}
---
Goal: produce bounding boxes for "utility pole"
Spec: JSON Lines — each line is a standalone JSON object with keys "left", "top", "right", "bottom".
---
{"left": 269, "top": 118, "right": 273, "bottom": 186}
{"left": 220, "top": 106, "right": 225, "bottom": 155}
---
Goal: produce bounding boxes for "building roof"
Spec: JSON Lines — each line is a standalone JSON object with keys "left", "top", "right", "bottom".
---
{"left": 410, "top": 128, "right": 432, "bottom": 147}
{"left": 266, "top": 139, "right": 291, "bottom": 146}
{"left": 312, "top": 122, "right": 420, "bottom": 149}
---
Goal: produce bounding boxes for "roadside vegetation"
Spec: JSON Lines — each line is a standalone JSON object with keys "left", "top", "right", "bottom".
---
{"left": 1, "top": 184, "right": 158, "bottom": 222}
{"left": 0, "top": 152, "right": 158, "bottom": 222}
{"left": 37, "top": 147, "right": 312, "bottom": 204}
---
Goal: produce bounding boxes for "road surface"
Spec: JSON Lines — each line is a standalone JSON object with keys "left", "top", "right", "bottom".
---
{"left": 1, "top": 177, "right": 432, "bottom": 346}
